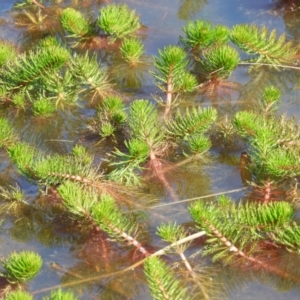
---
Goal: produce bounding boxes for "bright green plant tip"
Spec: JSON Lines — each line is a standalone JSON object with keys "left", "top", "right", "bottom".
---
{"left": 98, "top": 4, "right": 141, "bottom": 40}
{"left": 144, "top": 256, "right": 189, "bottom": 300}
{"left": 2, "top": 251, "right": 43, "bottom": 283}
{"left": 61, "top": 8, "right": 92, "bottom": 38}
{"left": 0, "top": 41, "right": 17, "bottom": 66}
{"left": 43, "top": 288, "right": 78, "bottom": 300}
{"left": 120, "top": 38, "right": 144, "bottom": 64}
{"left": 5, "top": 290, "right": 33, "bottom": 300}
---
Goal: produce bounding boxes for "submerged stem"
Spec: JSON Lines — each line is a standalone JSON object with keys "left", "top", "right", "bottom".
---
{"left": 32, "top": 231, "right": 206, "bottom": 295}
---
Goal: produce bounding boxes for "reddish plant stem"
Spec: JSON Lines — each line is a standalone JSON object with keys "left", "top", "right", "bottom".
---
{"left": 206, "top": 220, "right": 300, "bottom": 282}
{"left": 149, "top": 151, "right": 177, "bottom": 201}
{"left": 50, "top": 172, "right": 93, "bottom": 184}
{"left": 106, "top": 222, "right": 150, "bottom": 256}
{"left": 32, "top": 0, "right": 46, "bottom": 9}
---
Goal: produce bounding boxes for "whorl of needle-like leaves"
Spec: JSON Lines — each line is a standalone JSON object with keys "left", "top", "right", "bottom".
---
{"left": 152, "top": 45, "right": 197, "bottom": 93}
{"left": 261, "top": 85, "right": 281, "bottom": 114}
{"left": 5, "top": 290, "right": 33, "bottom": 300}
{"left": 233, "top": 111, "right": 300, "bottom": 179}
{"left": 108, "top": 138, "right": 150, "bottom": 185}
{"left": 96, "top": 95, "right": 127, "bottom": 137}
{"left": 180, "top": 20, "right": 229, "bottom": 50}
{"left": 97, "top": 4, "right": 141, "bottom": 40}
{"left": 58, "top": 181, "right": 98, "bottom": 217}
{"left": 166, "top": 107, "right": 217, "bottom": 139}
{"left": 0, "top": 40, "right": 18, "bottom": 67}
{"left": 157, "top": 222, "right": 190, "bottom": 251}
{"left": 61, "top": 8, "right": 93, "bottom": 39}
{"left": 37, "top": 36, "right": 61, "bottom": 49}
{"left": 70, "top": 52, "right": 111, "bottom": 101}
{"left": 185, "top": 133, "right": 212, "bottom": 154}
{"left": 2, "top": 251, "right": 43, "bottom": 283}
{"left": 189, "top": 196, "right": 295, "bottom": 262}
{"left": 43, "top": 288, "right": 78, "bottom": 300}
{"left": 129, "top": 100, "right": 165, "bottom": 151}
{"left": 0, "top": 46, "right": 70, "bottom": 89}
{"left": 0, "top": 118, "right": 16, "bottom": 148}
{"left": 33, "top": 151, "right": 97, "bottom": 185}
{"left": 7, "top": 142, "right": 98, "bottom": 184}
{"left": 271, "top": 224, "right": 300, "bottom": 254}
{"left": 7, "top": 142, "right": 39, "bottom": 179}
{"left": 230, "top": 24, "right": 299, "bottom": 65}
{"left": 196, "top": 44, "right": 240, "bottom": 79}
{"left": 91, "top": 193, "right": 137, "bottom": 241}
{"left": 120, "top": 37, "right": 144, "bottom": 64}
{"left": 144, "top": 256, "right": 189, "bottom": 300}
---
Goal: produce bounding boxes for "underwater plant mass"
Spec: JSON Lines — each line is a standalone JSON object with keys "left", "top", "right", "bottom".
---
{"left": 2, "top": 0, "right": 300, "bottom": 299}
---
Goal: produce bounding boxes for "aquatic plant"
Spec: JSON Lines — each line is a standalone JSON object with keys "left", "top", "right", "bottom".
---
{"left": 97, "top": 4, "right": 141, "bottom": 41}
{"left": 60, "top": 8, "right": 94, "bottom": 40}
{"left": 230, "top": 24, "right": 298, "bottom": 66}
{"left": 1, "top": 251, "right": 42, "bottom": 284}
{"left": 120, "top": 37, "right": 144, "bottom": 65}
{"left": 152, "top": 45, "right": 198, "bottom": 116}
{"left": 4, "top": 290, "right": 33, "bottom": 300}
{"left": 144, "top": 256, "right": 189, "bottom": 300}
{"left": 107, "top": 100, "right": 216, "bottom": 190}
{"left": 91, "top": 95, "right": 127, "bottom": 138}
{"left": 181, "top": 20, "right": 229, "bottom": 50}
{"left": 2, "top": 1, "right": 300, "bottom": 299}
{"left": 43, "top": 288, "right": 78, "bottom": 300}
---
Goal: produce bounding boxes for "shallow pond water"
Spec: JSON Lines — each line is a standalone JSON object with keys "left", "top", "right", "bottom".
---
{"left": 1, "top": 0, "right": 300, "bottom": 299}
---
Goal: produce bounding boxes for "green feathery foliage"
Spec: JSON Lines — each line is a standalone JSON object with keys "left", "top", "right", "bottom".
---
{"left": 196, "top": 44, "right": 240, "bottom": 79}
{"left": 58, "top": 181, "right": 98, "bottom": 217}
{"left": 97, "top": 4, "right": 141, "bottom": 41}
{"left": 0, "top": 118, "right": 16, "bottom": 148}
{"left": 1, "top": 251, "right": 42, "bottom": 283}
{"left": 8, "top": 142, "right": 97, "bottom": 184}
{"left": 230, "top": 24, "right": 299, "bottom": 65}
{"left": 70, "top": 53, "right": 111, "bottom": 101}
{"left": 233, "top": 111, "right": 300, "bottom": 180}
{"left": 165, "top": 106, "right": 216, "bottom": 155}
{"left": 271, "top": 224, "right": 300, "bottom": 254}
{"left": 11, "top": 91, "right": 26, "bottom": 110}
{"left": 95, "top": 95, "right": 127, "bottom": 137}
{"left": 43, "top": 288, "right": 78, "bottom": 300}
{"left": 181, "top": 20, "right": 229, "bottom": 50}
{"left": 0, "top": 40, "right": 17, "bottom": 67}
{"left": 185, "top": 133, "right": 212, "bottom": 154}
{"left": 260, "top": 85, "right": 281, "bottom": 114}
{"left": 91, "top": 193, "right": 137, "bottom": 242}
{"left": 37, "top": 36, "right": 61, "bottom": 49}
{"left": 4, "top": 290, "right": 33, "bottom": 300}
{"left": 128, "top": 100, "right": 165, "bottom": 151}
{"left": 33, "top": 152, "right": 96, "bottom": 185}
{"left": 0, "top": 46, "right": 70, "bottom": 89}
{"left": 120, "top": 37, "right": 144, "bottom": 64}
{"left": 166, "top": 107, "right": 217, "bottom": 139}
{"left": 108, "top": 138, "right": 150, "bottom": 185}
{"left": 0, "top": 185, "right": 24, "bottom": 202}
{"left": 152, "top": 45, "right": 197, "bottom": 94}
{"left": 39, "top": 69, "right": 78, "bottom": 108}
{"left": 61, "top": 8, "right": 93, "bottom": 39}
{"left": 32, "top": 98, "right": 56, "bottom": 116}
{"left": 189, "top": 196, "right": 294, "bottom": 262}
{"left": 144, "top": 256, "right": 189, "bottom": 300}
{"left": 157, "top": 222, "right": 190, "bottom": 251}
{"left": 7, "top": 143, "right": 39, "bottom": 179}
